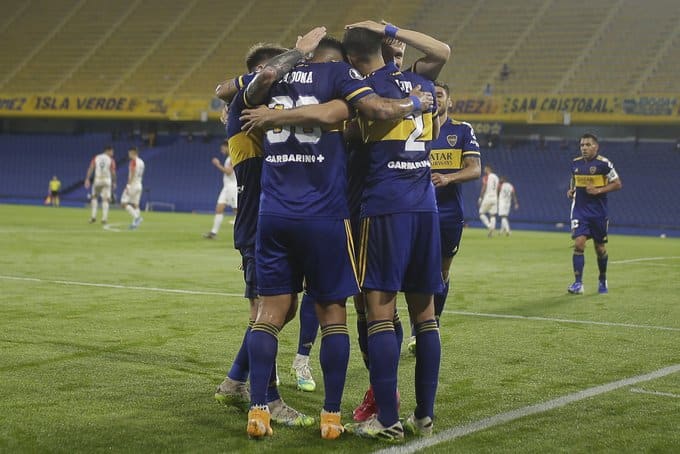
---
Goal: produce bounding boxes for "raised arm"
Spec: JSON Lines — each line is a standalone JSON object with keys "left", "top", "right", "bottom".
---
{"left": 245, "top": 27, "right": 327, "bottom": 106}
{"left": 240, "top": 100, "right": 351, "bottom": 133}
{"left": 353, "top": 85, "right": 432, "bottom": 121}
{"left": 211, "top": 157, "right": 234, "bottom": 176}
{"left": 346, "top": 20, "right": 451, "bottom": 80}
{"left": 215, "top": 78, "right": 238, "bottom": 103}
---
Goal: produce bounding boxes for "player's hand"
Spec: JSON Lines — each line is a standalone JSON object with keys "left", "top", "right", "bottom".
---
{"left": 585, "top": 185, "right": 601, "bottom": 195}
{"left": 566, "top": 188, "right": 575, "bottom": 199}
{"left": 212, "top": 157, "right": 220, "bottom": 166}
{"left": 220, "top": 104, "right": 229, "bottom": 125}
{"left": 514, "top": 203, "right": 519, "bottom": 210}
{"left": 295, "top": 26, "right": 327, "bottom": 56}
{"left": 240, "top": 105, "right": 277, "bottom": 134}
{"left": 84, "top": 180, "right": 90, "bottom": 189}
{"left": 345, "top": 20, "right": 384, "bottom": 33}
{"left": 431, "top": 172, "right": 450, "bottom": 188}
{"left": 410, "top": 85, "right": 433, "bottom": 111}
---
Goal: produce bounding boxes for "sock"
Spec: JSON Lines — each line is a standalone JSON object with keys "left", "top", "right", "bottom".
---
{"left": 573, "top": 253, "right": 585, "bottom": 283}
{"left": 102, "top": 201, "right": 109, "bottom": 221}
{"left": 227, "top": 320, "right": 253, "bottom": 382}
{"left": 501, "top": 216, "right": 510, "bottom": 233}
{"left": 597, "top": 254, "right": 608, "bottom": 281}
{"left": 434, "top": 279, "right": 450, "bottom": 327}
{"left": 480, "top": 214, "right": 489, "bottom": 229}
{"left": 319, "top": 324, "right": 350, "bottom": 412}
{"left": 91, "top": 199, "right": 98, "bottom": 219}
{"left": 414, "top": 320, "right": 440, "bottom": 420}
{"left": 367, "top": 320, "right": 399, "bottom": 427}
{"left": 134, "top": 207, "right": 141, "bottom": 218}
{"left": 393, "top": 311, "right": 404, "bottom": 354}
{"left": 489, "top": 216, "right": 496, "bottom": 230}
{"left": 247, "top": 322, "right": 279, "bottom": 407}
{"left": 125, "top": 204, "right": 136, "bottom": 219}
{"left": 266, "top": 359, "right": 280, "bottom": 403}
{"left": 211, "top": 213, "right": 224, "bottom": 235}
{"left": 356, "top": 310, "right": 369, "bottom": 369}
{"left": 297, "top": 293, "right": 319, "bottom": 356}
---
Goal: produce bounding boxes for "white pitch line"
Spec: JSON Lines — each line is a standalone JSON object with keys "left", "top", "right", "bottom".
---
{"left": 374, "top": 364, "right": 680, "bottom": 454}
{"left": 0, "top": 275, "right": 242, "bottom": 297}
{"left": 102, "top": 223, "right": 124, "bottom": 232}
{"left": 630, "top": 388, "right": 680, "bottom": 399}
{"left": 610, "top": 256, "right": 680, "bottom": 265}
{"left": 444, "top": 310, "right": 680, "bottom": 332}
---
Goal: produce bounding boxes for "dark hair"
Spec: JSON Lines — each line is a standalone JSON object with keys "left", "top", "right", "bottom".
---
{"left": 434, "top": 80, "right": 450, "bottom": 95}
{"left": 104, "top": 145, "right": 113, "bottom": 151}
{"left": 245, "top": 43, "right": 287, "bottom": 72}
{"left": 581, "top": 132, "right": 599, "bottom": 143}
{"left": 128, "top": 146, "right": 138, "bottom": 153}
{"left": 222, "top": 139, "right": 229, "bottom": 147}
{"left": 342, "top": 28, "right": 383, "bottom": 62}
{"left": 315, "top": 36, "right": 346, "bottom": 62}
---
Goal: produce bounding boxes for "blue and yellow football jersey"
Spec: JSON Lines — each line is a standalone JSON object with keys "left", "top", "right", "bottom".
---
{"left": 570, "top": 154, "right": 619, "bottom": 219}
{"left": 227, "top": 72, "right": 262, "bottom": 249}
{"left": 253, "top": 61, "right": 373, "bottom": 218}
{"left": 358, "top": 62, "right": 437, "bottom": 217}
{"left": 431, "top": 117, "right": 481, "bottom": 222}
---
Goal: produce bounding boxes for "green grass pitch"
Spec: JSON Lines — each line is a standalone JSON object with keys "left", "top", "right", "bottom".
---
{"left": 0, "top": 204, "right": 678, "bottom": 453}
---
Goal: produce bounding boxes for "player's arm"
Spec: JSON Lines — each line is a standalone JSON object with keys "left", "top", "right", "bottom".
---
{"left": 211, "top": 157, "right": 234, "bottom": 175}
{"left": 215, "top": 78, "right": 238, "bottom": 103}
{"left": 111, "top": 161, "right": 117, "bottom": 190}
{"left": 432, "top": 112, "right": 441, "bottom": 140}
{"left": 567, "top": 176, "right": 576, "bottom": 199}
{"left": 432, "top": 156, "right": 481, "bottom": 188}
{"left": 586, "top": 176, "right": 622, "bottom": 195}
{"left": 245, "top": 27, "right": 327, "bottom": 106}
{"left": 512, "top": 187, "right": 519, "bottom": 209}
{"left": 346, "top": 20, "right": 451, "bottom": 80}
{"left": 127, "top": 161, "right": 136, "bottom": 186}
{"left": 240, "top": 100, "right": 351, "bottom": 133}
{"left": 84, "top": 159, "right": 95, "bottom": 188}
{"left": 353, "top": 85, "right": 432, "bottom": 120}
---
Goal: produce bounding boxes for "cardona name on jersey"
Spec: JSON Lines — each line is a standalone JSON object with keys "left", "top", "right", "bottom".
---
{"left": 265, "top": 153, "right": 325, "bottom": 164}
{"left": 387, "top": 159, "right": 431, "bottom": 170}
{"left": 281, "top": 70, "right": 313, "bottom": 84}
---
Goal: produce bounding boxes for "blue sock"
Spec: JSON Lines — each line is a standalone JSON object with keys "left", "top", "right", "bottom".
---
{"left": 356, "top": 310, "right": 369, "bottom": 369}
{"left": 434, "top": 280, "right": 450, "bottom": 327}
{"left": 414, "top": 320, "right": 440, "bottom": 420}
{"left": 393, "top": 311, "right": 403, "bottom": 354}
{"left": 319, "top": 324, "right": 350, "bottom": 412}
{"left": 367, "top": 320, "right": 399, "bottom": 427}
{"left": 266, "top": 359, "right": 280, "bottom": 403}
{"left": 227, "top": 320, "right": 253, "bottom": 382}
{"left": 597, "top": 254, "right": 608, "bottom": 281}
{"left": 573, "top": 253, "right": 584, "bottom": 283}
{"left": 297, "top": 293, "right": 319, "bottom": 356}
{"left": 247, "top": 322, "right": 279, "bottom": 407}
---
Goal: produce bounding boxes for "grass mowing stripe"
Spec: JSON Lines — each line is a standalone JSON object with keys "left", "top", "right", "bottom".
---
{"left": 445, "top": 310, "right": 680, "bottom": 332}
{"left": 375, "top": 364, "right": 680, "bottom": 454}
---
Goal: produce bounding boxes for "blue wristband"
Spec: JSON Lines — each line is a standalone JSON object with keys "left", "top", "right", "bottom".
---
{"left": 384, "top": 23, "right": 399, "bottom": 39}
{"left": 409, "top": 95, "right": 421, "bottom": 112}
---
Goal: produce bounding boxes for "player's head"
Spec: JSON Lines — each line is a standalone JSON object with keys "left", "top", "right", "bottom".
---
{"left": 128, "top": 146, "right": 138, "bottom": 159}
{"left": 500, "top": 176, "right": 507, "bottom": 184}
{"left": 580, "top": 132, "right": 599, "bottom": 160}
{"left": 342, "top": 27, "right": 383, "bottom": 68}
{"left": 484, "top": 164, "right": 493, "bottom": 174}
{"left": 381, "top": 38, "right": 406, "bottom": 68}
{"left": 311, "top": 36, "right": 346, "bottom": 63}
{"left": 245, "top": 43, "right": 288, "bottom": 72}
{"left": 104, "top": 145, "right": 114, "bottom": 156}
{"left": 220, "top": 139, "right": 229, "bottom": 156}
{"left": 434, "top": 81, "right": 451, "bottom": 117}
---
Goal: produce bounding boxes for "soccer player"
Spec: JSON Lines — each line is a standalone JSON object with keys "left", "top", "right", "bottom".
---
{"left": 340, "top": 26, "right": 441, "bottom": 441}
{"left": 498, "top": 176, "right": 519, "bottom": 236}
{"left": 241, "top": 30, "right": 433, "bottom": 440}
{"left": 404, "top": 81, "right": 481, "bottom": 355}
{"left": 47, "top": 176, "right": 61, "bottom": 207}
{"left": 567, "top": 133, "right": 622, "bottom": 294}
{"left": 213, "top": 42, "right": 314, "bottom": 429}
{"left": 84, "top": 145, "right": 116, "bottom": 224}
{"left": 121, "top": 147, "right": 145, "bottom": 230}
{"left": 203, "top": 140, "right": 238, "bottom": 239}
{"left": 478, "top": 164, "right": 499, "bottom": 237}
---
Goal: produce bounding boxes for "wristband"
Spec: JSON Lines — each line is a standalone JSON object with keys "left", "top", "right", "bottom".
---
{"left": 409, "top": 95, "right": 422, "bottom": 112}
{"left": 384, "top": 23, "right": 399, "bottom": 39}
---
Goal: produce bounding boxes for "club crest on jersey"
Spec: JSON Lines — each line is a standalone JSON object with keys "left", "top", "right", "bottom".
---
{"left": 446, "top": 135, "right": 458, "bottom": 147}
{"left": 589, "top": 166, "right": 597, "bottom": 174}
{"left": 349, "top": 68, "right": 364, "bottom": 80}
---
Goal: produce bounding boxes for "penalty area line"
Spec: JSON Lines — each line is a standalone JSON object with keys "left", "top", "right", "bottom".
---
{"left": 610, "top": 256, "right": 680, "bottom": 265}
{"left": 374, "top": 364, "right": 680, "bottom": 454}
{"left": 630, "top": 388, "right": 680, "bottom": 399}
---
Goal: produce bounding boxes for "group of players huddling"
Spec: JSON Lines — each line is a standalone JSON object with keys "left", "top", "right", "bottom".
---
{"left": 209, "top": 19, "right": 621, "bottom": 442}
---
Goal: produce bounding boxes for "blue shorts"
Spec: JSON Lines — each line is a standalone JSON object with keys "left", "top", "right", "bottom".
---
{"left": 571, "top": 216, "right": 609, "bottom": 243}
{"left": 238, "top": 246, "right": 258, "bottom": 300}
{"left": 256, "top": 215, "right": 360, "bottom": 302}
{"left": 439, "top": 212, "right": 464, "bottom": 258}
{"left": 358, "top": 212, "right": 444, "bottom": 294}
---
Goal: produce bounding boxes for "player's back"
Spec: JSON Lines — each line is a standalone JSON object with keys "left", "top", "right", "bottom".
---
{"left": 358, "top": 62, "right": 437, "bottom": 217}
{"left": 259, "top": 61, "right": 371, "bottom": 219}
{"left": 93, "top": 153, "right": 114, "bottom": 182}
{"left": 483, "top": 173, "right": 499, "bottom": 199}
{"left": 130, "top": 157, "right": 145, "bottom": 185}
{"left": 499, "top": 182, "right": 514, "bottom": 203}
